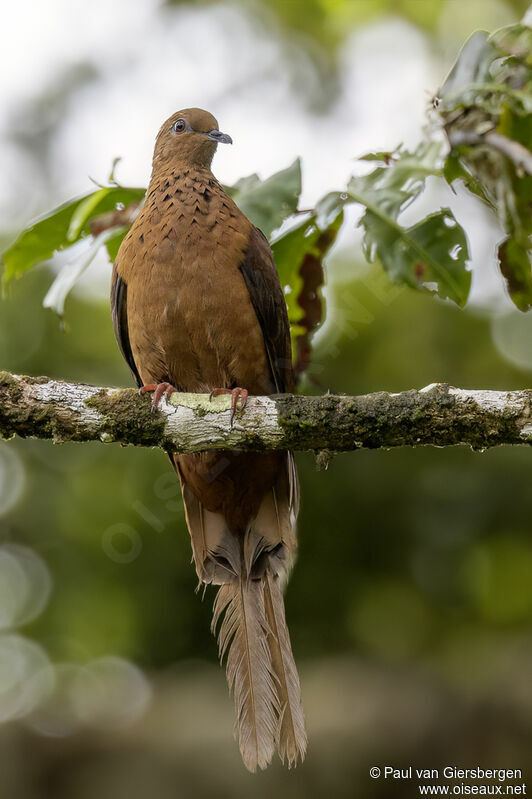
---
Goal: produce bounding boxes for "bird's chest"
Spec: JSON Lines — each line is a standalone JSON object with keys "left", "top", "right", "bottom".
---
{"left": 120, "top": 188, "right": 269, "bottom": 391}
{"left": 136, "top": 195, "right": 251, "bottom": 329}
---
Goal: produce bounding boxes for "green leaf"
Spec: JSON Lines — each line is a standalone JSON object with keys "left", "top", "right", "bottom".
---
{"left": 67, "top": 188, "right": 113, "bottom": 242}
{"left": 43, "top": 228, "right": 124, "bottom": 317}
{"left": 357, "top": 205, "right": 471, "bottom": 307}
{"left": 439, "top": 31, "right": 493, "bottom": 103}
{"left": 443, "top": 152, "right": 490, "bottom": 204}
{"left": 438, "top": 21, "right": 532, "bottom": 311}
{"left": 350, "top": 141, "right": 446, "bottom": 220}
{"left": 224, "top": 173, "right": 262, "bottom": 198}
{"left": 2, "top": 195, "right": 90, "bottom": 282}
{"left": 272, "top": 204, "right": 343, "bottom": 377}
{"left": 229, "top": 159, "right": 302, "bottom": 238}
{"left": 346, "top": 142, "right": 471, "bottom": 306}
{"left": 315, "top": 191, "right": 349, "bottom": 228}
{"left": 72, "top": 186, "right": 145, "bottom": 239}
{"left": 1, "top": 186, "right": 145, "bottom": 283}
{"left": 104, "top": 230, "right": 130, "bottom": 262}
{"left": 358, "top": 150, "right": 399, "bottom": 164}
{"left": 498, "top": 237, "right": 532, "bottom": 312}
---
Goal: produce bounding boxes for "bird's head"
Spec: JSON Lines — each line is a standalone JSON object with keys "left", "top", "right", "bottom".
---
{"left": 152, "top": 108, "right": 232, "bottom": 170}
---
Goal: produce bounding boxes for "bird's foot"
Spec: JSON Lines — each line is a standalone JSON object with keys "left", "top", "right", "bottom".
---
{"left": 209, "top": 387, "right": 248, "bottom": 425}
{"left": 139, "top": 382, "right": 177, "bottom": 412}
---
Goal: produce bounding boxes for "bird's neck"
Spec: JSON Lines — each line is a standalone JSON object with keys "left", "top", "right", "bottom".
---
{"left": 148, "top": 162, "right": 214, "bottom": 193}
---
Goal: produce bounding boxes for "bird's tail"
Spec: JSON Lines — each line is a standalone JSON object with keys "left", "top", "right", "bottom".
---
{"left": 177, "top": 458, "right": 306, "bottom": 771}
{"left": 262, "top": 569, "right": 307, "bottom": 767}
{"left": 211, "top": 560, "right": 306, "bottom": 771}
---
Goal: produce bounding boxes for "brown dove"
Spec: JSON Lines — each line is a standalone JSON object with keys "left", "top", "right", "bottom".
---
{"left": 111, "top": 108, "right": 306, "bottom": 771}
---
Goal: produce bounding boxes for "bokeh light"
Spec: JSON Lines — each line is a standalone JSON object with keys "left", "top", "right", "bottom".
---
{"left": 0, "top": 634, "right": 54, "bottom": 721}
{"left": 70, "top": 656, "right": 151, "bottom": 730}
{"left": 0, "top": 445, "right": 25, "bottom": 517}
{"left": 491, "top": 311, "right": 532, "bottom": 371}
{"left": 0, "top": 545, "right": 52, "bottom": 630}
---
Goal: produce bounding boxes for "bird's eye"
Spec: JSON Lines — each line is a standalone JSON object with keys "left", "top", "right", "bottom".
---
{"left": 172, "top": 119, "right": 186, "bottom": 133}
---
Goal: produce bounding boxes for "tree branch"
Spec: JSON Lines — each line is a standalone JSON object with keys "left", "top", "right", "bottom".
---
{"left": 1, "top": 371, "right": 532, "bottom": 453}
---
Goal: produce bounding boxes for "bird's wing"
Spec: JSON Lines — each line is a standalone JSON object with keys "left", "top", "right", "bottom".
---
{"left": 238, "top": 226, "right": 294, "bottom": 394}
{"left": 110, "top": 267, "right": 143, "bottom": 388}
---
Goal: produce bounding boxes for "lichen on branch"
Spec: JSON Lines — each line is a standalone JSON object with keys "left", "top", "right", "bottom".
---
{"left": 1, "top": 371, "right": 532, "bottom": 454}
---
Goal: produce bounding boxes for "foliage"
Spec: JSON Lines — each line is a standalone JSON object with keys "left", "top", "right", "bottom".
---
{"left": 1, "top": 159, "right": 342, "bottom": 375}
{"left": 1, "top": 16, "right": 531, "bottom": 368}
{"left": 272, "top": 206, "right": 343, "bottom": 377}
{"left": 2, "top": 187, "right": 145, "bottom": 283}
{"left": 0, "top": 140, "right": 465, "bottom": 359}
{"left": 225, "top": 159, "right": 302, "bottom": 238}
{"left": 347, "top": 144, "right": 470, "bottom": 306}
{"left": 438, "top": 23, "right": 532, "bottom": 310}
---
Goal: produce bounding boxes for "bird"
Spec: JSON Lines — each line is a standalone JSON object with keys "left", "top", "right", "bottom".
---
{"left": 111, "top": 108, "right": 306, "bottom": 771}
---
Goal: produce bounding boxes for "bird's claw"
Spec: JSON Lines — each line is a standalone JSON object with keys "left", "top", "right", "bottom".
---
{"left": 139, "top": 382, "right": 177, "bottom": 412}
{"left": 209, "top": 387, "right": 249, "bottom": 425}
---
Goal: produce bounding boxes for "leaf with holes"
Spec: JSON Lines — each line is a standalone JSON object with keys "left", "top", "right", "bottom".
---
{"left": 347, "top": 143, "right": 471, "bottom": 306}
{"left": 498, "top": 237, "right": 532, "bottom": 312}
{"left": 228, "top": 159, "right": 302, "bottom": 238}
{"left": 359, "top": 207, "right": 471, "bottom": 306}
{"left": 2, "top": 186, "right": 145, "bottom": 283}
{"left": 2, "top": 194, "right": 90, "bottom": 283}
{"left": 273, "top": 205, "right": 343, "bottom": 378}
{"left": 439, "top": 21, "right": 532, "bottom": 311}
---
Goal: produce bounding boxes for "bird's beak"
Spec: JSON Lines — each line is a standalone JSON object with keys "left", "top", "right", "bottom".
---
{"left": 206, "top": 129, "right": 233, "bottom": 145}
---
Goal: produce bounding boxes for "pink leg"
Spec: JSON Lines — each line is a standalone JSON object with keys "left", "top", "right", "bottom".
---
{"left": 140, "top": 382, "right": 177, "bottom": 412}
{"left": 210, "top": 387, "right": 249, "bottom": 424}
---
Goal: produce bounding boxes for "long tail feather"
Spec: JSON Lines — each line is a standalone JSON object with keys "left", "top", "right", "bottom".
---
{"left": 177, "top": 452, "right": 305, "bottom": 771}
{"left": 212, "top": 578, "right": 280, "bottom": 771}
{"left": 263, "top": 572, "right": 307, "bottom": 766}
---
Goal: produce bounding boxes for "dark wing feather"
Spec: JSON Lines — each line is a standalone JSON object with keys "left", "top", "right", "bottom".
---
{"left": 239, "top": 227, "right": 294, "bottom": 393}
{"left": 110, "top": 268, "right": 143, "bottom": 388}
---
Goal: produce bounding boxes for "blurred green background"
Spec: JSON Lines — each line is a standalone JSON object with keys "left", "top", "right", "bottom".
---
{"left": 1, "top": 0, "right": 532, "bottom": 797}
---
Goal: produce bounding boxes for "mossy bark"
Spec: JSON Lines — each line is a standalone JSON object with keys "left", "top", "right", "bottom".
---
{"left": 1, "top": 371, "right": 532, "bottom": 453}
